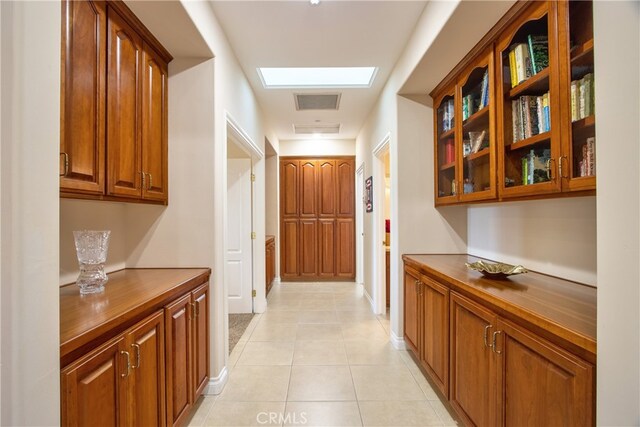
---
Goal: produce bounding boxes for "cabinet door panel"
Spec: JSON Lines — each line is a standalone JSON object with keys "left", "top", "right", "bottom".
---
{"left": 403, "top": 267, "right": 420, "bottom": 356}
{"left": 61, "top": 337, "right": 127, "bottom": 426}
{"left": 497, "top": 319, "right": 594, "bottom": 427}
{"left": 299, "top": 220, "right": 318, "bottom": 277}
{"left": 165, "top": 294, "right": 192, "bottom": 427}
{"left": 450, "top": 292, "right": 497, "bottom": 427}
{"left": 420, "top": 275, "right": 449, "bottom": 398}
{"left": 281, "top": 160, "right": 299, "bottom": 217}
{"left": 318, "top": 160, "right": 336, "bottom": 217}
{"left": 106, "top": 7, "right": 142, "bottom": 198}
{"left": 141, "top": 43, "right": 168, "bottom": 202}
{"left": 336, "top": 159, "right": 355, "bottom": 217}
{"left": 335, "top": 219, "right": 355, "bottom": 278}
{"left": 128, "top": 311, "right": 165, "bottom": 427}
{"left": 60, "top": 0, "right": 106, "bottom": 194}
{"left": 318, "top": 220, "right": 336, "bottom": 277}
{"left": 300, "top": 161, "right": 317, "bottom": 218}
{"left": 192, "top": 284, "right": 210, "bottom": 399}
{"left": 281, "top": 219, "right": 299, "bottom": 279}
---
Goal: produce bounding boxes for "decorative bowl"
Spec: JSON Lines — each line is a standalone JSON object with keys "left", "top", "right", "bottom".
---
{"left": 465, "top": 260, "right": 528, "bottom": 279}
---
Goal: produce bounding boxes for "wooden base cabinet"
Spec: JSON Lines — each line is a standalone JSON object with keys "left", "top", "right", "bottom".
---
{"left": 61, "top": 310, "right": 165, "bottom": 426}
{"left": 166, "top": 283, "right": 210, "bottom": 427}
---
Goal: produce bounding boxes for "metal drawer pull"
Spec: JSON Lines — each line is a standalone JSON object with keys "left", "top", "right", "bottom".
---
{"left": 60, "top": 152, "right": 69, "bottom": 177}
{"left": 492, "top": 331, "right": 502, "bottom": 354}
{"left": 132, "top": 343, "right": 141, "bottom": 369}
{"left": 483, "top": 324, "right": 493, "bottom": 348}
{"left": 120, "top": 351, "right": 131, "bottom": 377}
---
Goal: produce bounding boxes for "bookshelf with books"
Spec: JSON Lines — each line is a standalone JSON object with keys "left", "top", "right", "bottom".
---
{"left": 558, "top": 0, "right": 596, "bottom": 191}
{"left": 434, "top": 86, "right": 459, "bottom": 205}
{"left": 457, "top": 48, "right": 496, "bottom": 202}
{"left": 496, "top": 0, "right": 562, "bottom": 198}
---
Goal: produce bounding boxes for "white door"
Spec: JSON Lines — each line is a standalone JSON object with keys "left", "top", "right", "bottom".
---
{"left": 356, "top": 165, "right": 365, "bottom": 285}
{"left": 227, "top": 158, "right": 253, "bottom": 313}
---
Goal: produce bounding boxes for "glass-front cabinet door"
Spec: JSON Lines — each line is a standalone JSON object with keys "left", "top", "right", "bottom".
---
{"left": 434, "top": 86, "right": 459, "bottom": 205}
{"left": 457, "top": 48, "right": 496, "bottom": 203}
{"left": 496, "top": 1, "right": 562, "bottom": 198}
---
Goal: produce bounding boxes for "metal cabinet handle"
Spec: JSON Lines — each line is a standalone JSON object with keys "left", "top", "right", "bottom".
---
{"left": 131, "top": 343, "right": 141, "bottom": 369}
{"left": 120, "top": 350, "right": 131, "bottom": 377}
{"left": 483, "top": 324, "right": 493, "bottom": 348}
{"left": 560, "top": 156, "right": 569, "bottom": 179}
{"left": 195, "top": 300, "right": 200, "bottom": 318}
{"left": 60, "top": 152, "right": 69, "bottom": 177}
{"left": 147, "top": 173, "right": 153, "bottom": 190}
{"left": 141, "top": 171, "right": 146, "bottom": 190}
{"left": 492, "top": 331, "right": 503, "bottom": 354}
{"left": 546, "top": 158, "right": 556, "bottom": 181}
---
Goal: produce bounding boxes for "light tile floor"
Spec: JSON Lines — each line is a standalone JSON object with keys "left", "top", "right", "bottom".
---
{"left": 186, "top": 282, "right": 458, "bottom": 427}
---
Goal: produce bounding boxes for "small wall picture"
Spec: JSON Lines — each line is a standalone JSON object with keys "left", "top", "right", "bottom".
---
{"left": 365, "top": 176, "right": 373, "bottom": 212}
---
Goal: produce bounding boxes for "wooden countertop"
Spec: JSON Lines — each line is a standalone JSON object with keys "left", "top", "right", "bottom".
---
{"left": 403, "top": 254, "right": 596, "bottom": 360}
{"left": 60, "top": 268, "right": 210, "bottom": 365}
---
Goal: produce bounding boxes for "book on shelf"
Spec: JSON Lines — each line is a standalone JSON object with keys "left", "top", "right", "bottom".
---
{"left": 527, "top": 35, "right": 549, "bottom": 74}
{"left": 511, "top": 92, "right": 550, "bottom": 142}
{"left": 462, "top": 70, "right": 489, "bottom": 121}
{"left": 443, "top": 139, "right": 455, "bottom": 164}
{"left": 521, "top": 148, "right": 551, "bottom": 185}
{"left": 441, "top": 99, "right": 455, "bottom": 131}
{"left": 571, "top": 73, "right": 595, "bottom": 122}
{"left": 480, "top": 69, "right": 489, "bottom": 109}
{"left": 578, "top": 137, "right": 596, "bottom": 177}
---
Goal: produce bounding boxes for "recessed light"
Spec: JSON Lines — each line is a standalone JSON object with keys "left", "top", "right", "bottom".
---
{"left": 257, "top": 67, "right": 378, "bottom": 89}
{"left": 310, "top": 0, "right": 320, "bottom": 5}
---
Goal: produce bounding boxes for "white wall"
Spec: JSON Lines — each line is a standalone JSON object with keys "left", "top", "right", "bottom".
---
{"left": 594, "top": 1, "right": 640, "bottom": 424}
{"left": 279, "top": 138, "right": 355, "bottom": 157}
{"left": 265, "top": 153, "right": 279, "bottom": 278}
{"left": 468, "top": 197, "right": 597, "bottom": 285}
{"left": 0, "top": 1, "right": 60, "bottom": 424}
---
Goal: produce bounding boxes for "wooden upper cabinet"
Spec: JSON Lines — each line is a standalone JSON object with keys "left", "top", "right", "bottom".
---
{"left": 61, "top": 0, "right": 171, "bottom": 204}
{"left": 336, "top": 159, "right": 355, "bottom": 217}
{"left": 281, "top": 160, "right": 299, "bottom": 217}
{"left": 299, "top": 161, "right": 317, "bottom": 218}
{"left": 496, "top": 318, "right": 594, "bottom": 427}
{"left": 106, "top": 6, "right": 143, "bottom": 199}
{"left": 318, "top": 160, "right": 336, "bottom": 217}
{"left": 141, "top": 43, "right": 169, "bottom": 203}
{"left": 433, "top": 85, "right": 459, "bottom": 205}
{"left": 60, "top": 0, "right": 106, "bottom": 195}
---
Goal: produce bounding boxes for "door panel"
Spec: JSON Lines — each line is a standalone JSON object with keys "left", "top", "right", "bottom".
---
{"left": 300, "top": 161, "right": 317, "bottom": 218}
{"left": 141, "top": 43, "right": 168, "bottom": 202}
{"left": 128, "top": 311, "right": 165, "bottom": 427}
{"left": 450, "top": 292, "right": 497, "bottom": 427}
{"left": 281, "top": 219, "right": 299, "bottom": 279}
{"left": 336, "top": 159, "right": 355, "bottom": 217}
{"left": 403, "top": 267, "right": 420, "bottom": 356}
{"left": 227, "top": 158, "right": 253, "bottom": 313}
{"left": 497, "top": 319, "right": 594, "bottom": 427}
{"left": 60, "top": 0, "right": 106, "bottom": 195}
{"left": 281, "top": 160, "right": 299, "bottom": 217}
{"left": 420, "top": 275, "right": 449, "bottom": 398}
{"left": 165, "top": 294, "right": 192, "bottom": 427}
{"left": 299, "top": 220, "right": 318, "bottom": 277}
{"left": 318, "top": 160, "right": 336, "bottom": 217}
{"left": 106, "top": 7, "right": 142, "bottom": 198}
{"left": 318, "top": 220, "right": 336, "bottom": 277}
{"left": 335, "top": 219, "right": 355, "bottom": 278}
{"left": 192, "top": 284, "right": 210, "bottom": 399}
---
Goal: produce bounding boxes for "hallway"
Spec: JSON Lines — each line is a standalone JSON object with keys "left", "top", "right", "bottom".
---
{"left": 187, "top": 282, "right": 457, "bottom": 426}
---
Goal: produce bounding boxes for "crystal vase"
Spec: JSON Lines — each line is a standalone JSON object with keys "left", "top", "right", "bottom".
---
{"left": 73, "top": 230, "right": 110, "bottom": 295}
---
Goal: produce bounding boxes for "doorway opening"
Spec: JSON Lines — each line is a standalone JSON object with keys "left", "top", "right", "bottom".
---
{"left": 356, "top": 163, "right": 365, "bottom": 286}
{"left": 372, "top": 134, "right": 390, "bottom": 315}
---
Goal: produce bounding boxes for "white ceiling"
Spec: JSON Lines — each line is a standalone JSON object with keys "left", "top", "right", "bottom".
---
{"left": 210, "top": 0, "right": 427, "bottom": 141}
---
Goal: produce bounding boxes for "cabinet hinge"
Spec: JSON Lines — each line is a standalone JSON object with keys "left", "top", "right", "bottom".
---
{"left": 252, "top": 290, "right": 257, "bottom": 297}
{"left": 251, "top": 173, "right": 256, "bottom": 182}
{"left": 251, "top": 232, "right": 256, "bottom": 240}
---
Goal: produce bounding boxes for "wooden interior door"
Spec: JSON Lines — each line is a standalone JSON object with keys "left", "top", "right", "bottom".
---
{"left": 192, "top": 284, "right": 210, "bottom": 399}
{"left": 164, "top": 294, "right": 192, "bottom": 427}
{"left": 106, "top": 6, "right": 142, "bottom": 198}
{"left": 420, "top": 275, "right": 449, "bottom": 398}
{"left": 496, "top": 318, "right": 594, "bottom": 426}
{"left": 127, "top": 311, "right": 166, "bottom": 427}
{"left": 141, "top": 42, "right": 168, "bottom": 203}
{"left": 279, "top": 157, "right": 355, "bottom": 281}
{"left": 61, "top": 337, "right": 128, "bottom": 426}
{"left": 60, "top": 0, "right": 106, "bottom": 195}
{"left": 450, "top": 292, "right": 497, "bottom": 427}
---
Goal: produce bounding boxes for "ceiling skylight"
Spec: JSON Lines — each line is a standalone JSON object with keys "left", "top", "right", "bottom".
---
{"left": 258, "top": 67, "right": 377, "bottom": 88}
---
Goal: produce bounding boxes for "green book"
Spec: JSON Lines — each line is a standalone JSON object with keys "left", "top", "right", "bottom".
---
{"left": 527, "top": 34, "right": 549, "bottom": 74}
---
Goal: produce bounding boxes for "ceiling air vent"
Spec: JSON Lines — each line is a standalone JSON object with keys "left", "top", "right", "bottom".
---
{"left": 294, "top": 93, "right": 341, "bottom": 111}
{"left": 293, "top": 123, "right": 341, "bottom": 135}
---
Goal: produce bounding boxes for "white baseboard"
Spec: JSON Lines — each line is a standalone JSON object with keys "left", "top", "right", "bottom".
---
{"left": 363, "top": 288, "right": 375, "bottom": 311}
{"left": 390, "top": 331, "right": 407, "bottom": 350}
{"left": 205, "top": 366, "right": 228, "bottom": 395}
